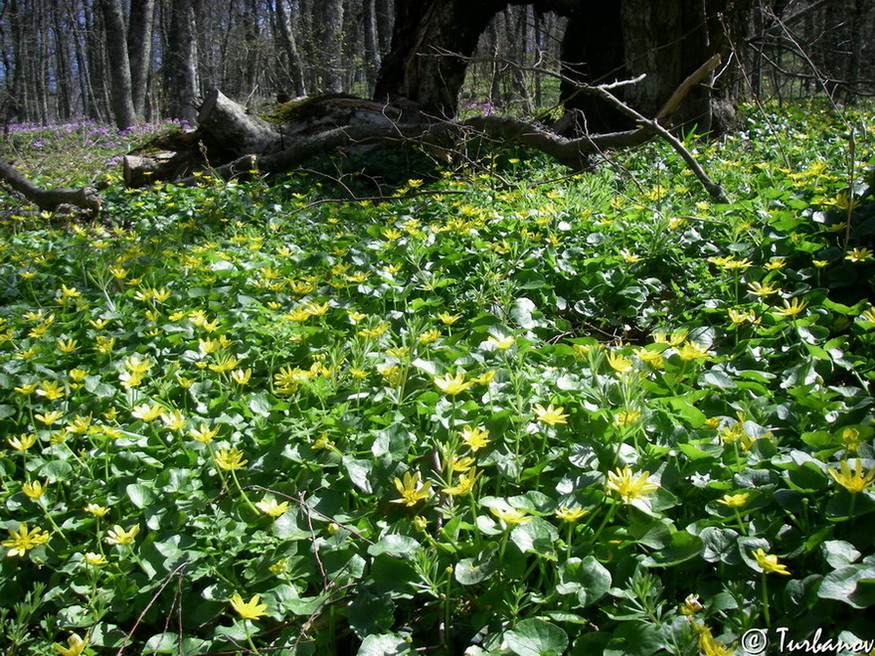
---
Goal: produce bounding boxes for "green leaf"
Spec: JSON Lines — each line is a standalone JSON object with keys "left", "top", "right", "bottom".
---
{"left": 343, "top": 457, "right": 374, "bottom": 494}
{"left": 505, "top": 618, "right": 569, "bottom": 656}
{"left": 126, "top": 483, "right": 155, "bottom": 509}
{"left": 557, "top": 556, "right": 611, "bottom": 607}
{"left": 641, "top": 531, "right": 702, "bottom": 567}
{"left": 818, "top": 565, "right": 875, "bottom": 608}
{"left": 510, "top": 518, "right": 558, "bottom": 560}
{"left": 455, "top": 544, "right": 499, "bottom": 585}
{"left": 357, "top": 633, "right": 416, "bottom": 656}
{"left": 510, "top": 297, "right": 539, "bottom": 329}
{"left": 248, "top": 393, "right": 272, "bottom": 417}
{"left": 603, "top": 622, "right": 662, "bottom": 656}
{"left": 367, "top": 535, "right": 420, "bottom": 559}
{"left": 348, "top": 591, "right": 396, "bottom": 639}
{"left": 822, "top": 540, "right": 861, "bottom": 568}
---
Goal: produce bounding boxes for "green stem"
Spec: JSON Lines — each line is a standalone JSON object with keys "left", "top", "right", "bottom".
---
{"left": 760, "top": 572, "right": 771, "bottom": 628}
{"left": 230, "top": 469, "right": 259, "bottom": 515}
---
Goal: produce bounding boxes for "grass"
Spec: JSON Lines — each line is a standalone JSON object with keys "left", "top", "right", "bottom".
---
{"left": 0, "top": 102, "right": 874, "bottom": 656}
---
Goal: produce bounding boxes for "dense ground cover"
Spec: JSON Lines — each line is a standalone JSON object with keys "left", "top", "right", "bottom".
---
{"left": 1, "top": 104, "right": 874, "bottom": 656}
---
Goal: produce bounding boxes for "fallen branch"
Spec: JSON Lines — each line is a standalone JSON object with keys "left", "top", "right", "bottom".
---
{"left": 0, "top": 161, "right": 102, "bottom": 213}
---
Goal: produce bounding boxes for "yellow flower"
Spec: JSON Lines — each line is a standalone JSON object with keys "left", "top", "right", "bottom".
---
{"left": 189, "top": 423, "right": 219, "bottom": 443}
{"left": 230, "top": 593, "right": 268, "bottom": 621}
{"left": 357, "top": 322, "right": 390, "bottom": 339}
{"left": 472, "top": 369, "right": 497, "bottom": 385}
{"left": 105, "top": 524, "right": 140, "bottom": 545}
{"left": 392, "top": 471, "right": 432, "bottom": 506}
{"left": 69, "top": 368, "right": 88, "bottom": 382}
{"left": 443, "top": 470, "right": 478, "bottom": 496}
{"left": 727, "top": 308, "right": 759, "bottom": 326}
{"left": 747, "top": 281, "right": 779, "bottom": 297}
{"left": 606, "top": 352, "right": 633, "bottom": 373}
{"left": 533, "top": 403, "right": 569, "bottom": 426}
{"left": 839, "top": 427, "right": 862, "bottom": 452}
{"left": 37, "top": 380, "right": 65, "bottom": 400}
{"left": 14, "top": 382, "right": 38, "bottom": 395}
{"left": 828, "top": 459, "right": 875, "bottom": 494}
{"left": 215, "top": 447, "right": 248, "bottom": 471}
{"left": 255, "top": 497, "right": 291, "bottom": 517}
{"left": 22, "top": 480, "right": 46, "bottom": 499}
{"left": 131, "top": 403, "right": 164, "bottom": 422}
{"left": 449, "top": 456, "right": 476, "bottom": 473}
{"left": 845, "top": 247, "right": 874, "bottom": 263}
{"left": 438, "top": 312, "right": 461, "bottom": 325}
{"left": 433, "top": 372, "right": 472, "bottom": 395}
{"left": 607, "top": 466, "right": 658, "bottom": 504}
{"left": 56, "top": 338, "right": 79, "bottom": 353}
{"left": 774, "top": 297, "right": 807, "bottom": 317}
{"left": 161, "top": 410, "right": 186, "bottom": 431}
{"left": 677, "top": 342, "right": 710, "bottom": 361}
{"left": 619, "top": 248, "right": 643, "bottom": 263}
{"left": 84, "top": 503, "right": 110, "bottom": 517}
{"left": 418, "top": 328, "right": 441, "bottom": 344}
{"left": 752, "top": 547, "right": 790, "bottom": 575}
{"left": 764, "top": 257, "right": 786, "bottom": 270}
{"left": 84, "top": 552, "right": 108, "bottom": 566}
{"left": 460, "top": 425, "right": 491, "bottom": 452}
{"left": 717, "top": 493, "right": 749, "bottom": 508}
{"left": 53, "top": 633, "right": 86, "bottom": 656}
{"left": 488, "top": 335, "right": 516, "bottom": 350}
{"left": 614, "top": 409, "right": 641, "bottom": 427}
{"left": 208, "top": 354, "right": 242, "bottom": 373}
{"left": 555, "top": 506, "right": 589, "bottom": 522}
{"left": 490, "top": 506, "right": 531, "bottom": 526}
{"left": 859, "top": 308, "right": 875, "bottom": 326}
{"left": 2, "top": 523, "right": 51, "bottom": 556}
{"left": 9, "top": 433, "right": 38, "bottom": 450}
{"left": 60, "top": 284, "right": 81, "bottom": 298}
{"left": 231, "top": 368, "right": 252, "bottom": 385}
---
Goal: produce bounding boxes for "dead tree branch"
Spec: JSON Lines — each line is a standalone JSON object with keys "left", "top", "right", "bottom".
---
{"left": 0, "top": 161, "right": 102, "bottom": 213}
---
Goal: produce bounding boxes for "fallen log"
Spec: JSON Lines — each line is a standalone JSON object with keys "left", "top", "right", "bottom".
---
{"left": 121, "top": 58, "right": 729, "bottom": 201}
{"left": 0, "top": 161, "right": 101, "bottom": 213}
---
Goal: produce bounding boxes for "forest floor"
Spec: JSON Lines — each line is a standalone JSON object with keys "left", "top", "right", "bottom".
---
{"left": 1, "top": 102, "right": 874, "bottom": 656}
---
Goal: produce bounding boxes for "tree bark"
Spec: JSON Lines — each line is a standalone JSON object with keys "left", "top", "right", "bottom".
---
{"left": 98, "top": 0, "right": 137, "bottom": 129}
{"left": 127, "top": 0, "right": 156, "bottom": 119}
{"left": 275, "top": 0, "right": 307, "bottom": 97}
{"left": 318, "top": 0, "right": 344, "bottom": 92}
{"left": 165, "top": 0, "right": 199, "bottom": 123}
{"left": 0, "top": 161, "right": 101, "bottom": 212}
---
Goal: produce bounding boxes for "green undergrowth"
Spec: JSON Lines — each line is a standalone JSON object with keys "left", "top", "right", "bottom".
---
{"left": 1, "top": 102, "right": 874, "bottom": 655}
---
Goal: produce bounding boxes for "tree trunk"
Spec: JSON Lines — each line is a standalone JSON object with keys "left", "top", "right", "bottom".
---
{"left": 98, "top": 0, "right": 137, "bottom": 129}
{"left": 374, "top": 0, "right": 508, "bottom": 118}
{"left": 362, "top": 0, "right": 380, "bottom": 94}
{"left": 374, "top": 0, "right": 393, "bottom": 56}
{"left": 127, "top": 0, "right": 156, "bottom": 119}
{"left": 165, "top": 0, "right": 199, "bottom": 123}
{"left": 558, "top": 1, "right": 629, "bottom": 133}
{"left": 317, "top": 0, "right": 344, "bottom": 92}
{"left": 275, "top": 0, "right": 307, "bottom": 97}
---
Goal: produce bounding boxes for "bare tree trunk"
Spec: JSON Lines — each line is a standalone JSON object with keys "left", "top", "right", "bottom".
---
{"left": 86, "top": 0, "right": 114, "bottom": 124}
{"left": 127, "top": 0, "right": 155, "bottom": 119}
{"left": 51, "top": 2, "right": 73, "bottom": 118}
{"left": 98, "top": 0, "right": 137, "bottom": 128}
{"left": 318, "top": 0, "right": 344, "bottom": 92}
{"left": 374, "top": 0, "right": 393, "bottom": 55}
{"left": 362, "top": 0, "right": 380, "bottom": 93}
{"left": 165, "top": 0, "right": 199, "bottom": 123}
{"left": 275, "top": 0, "right": 307, "bottom": 96}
